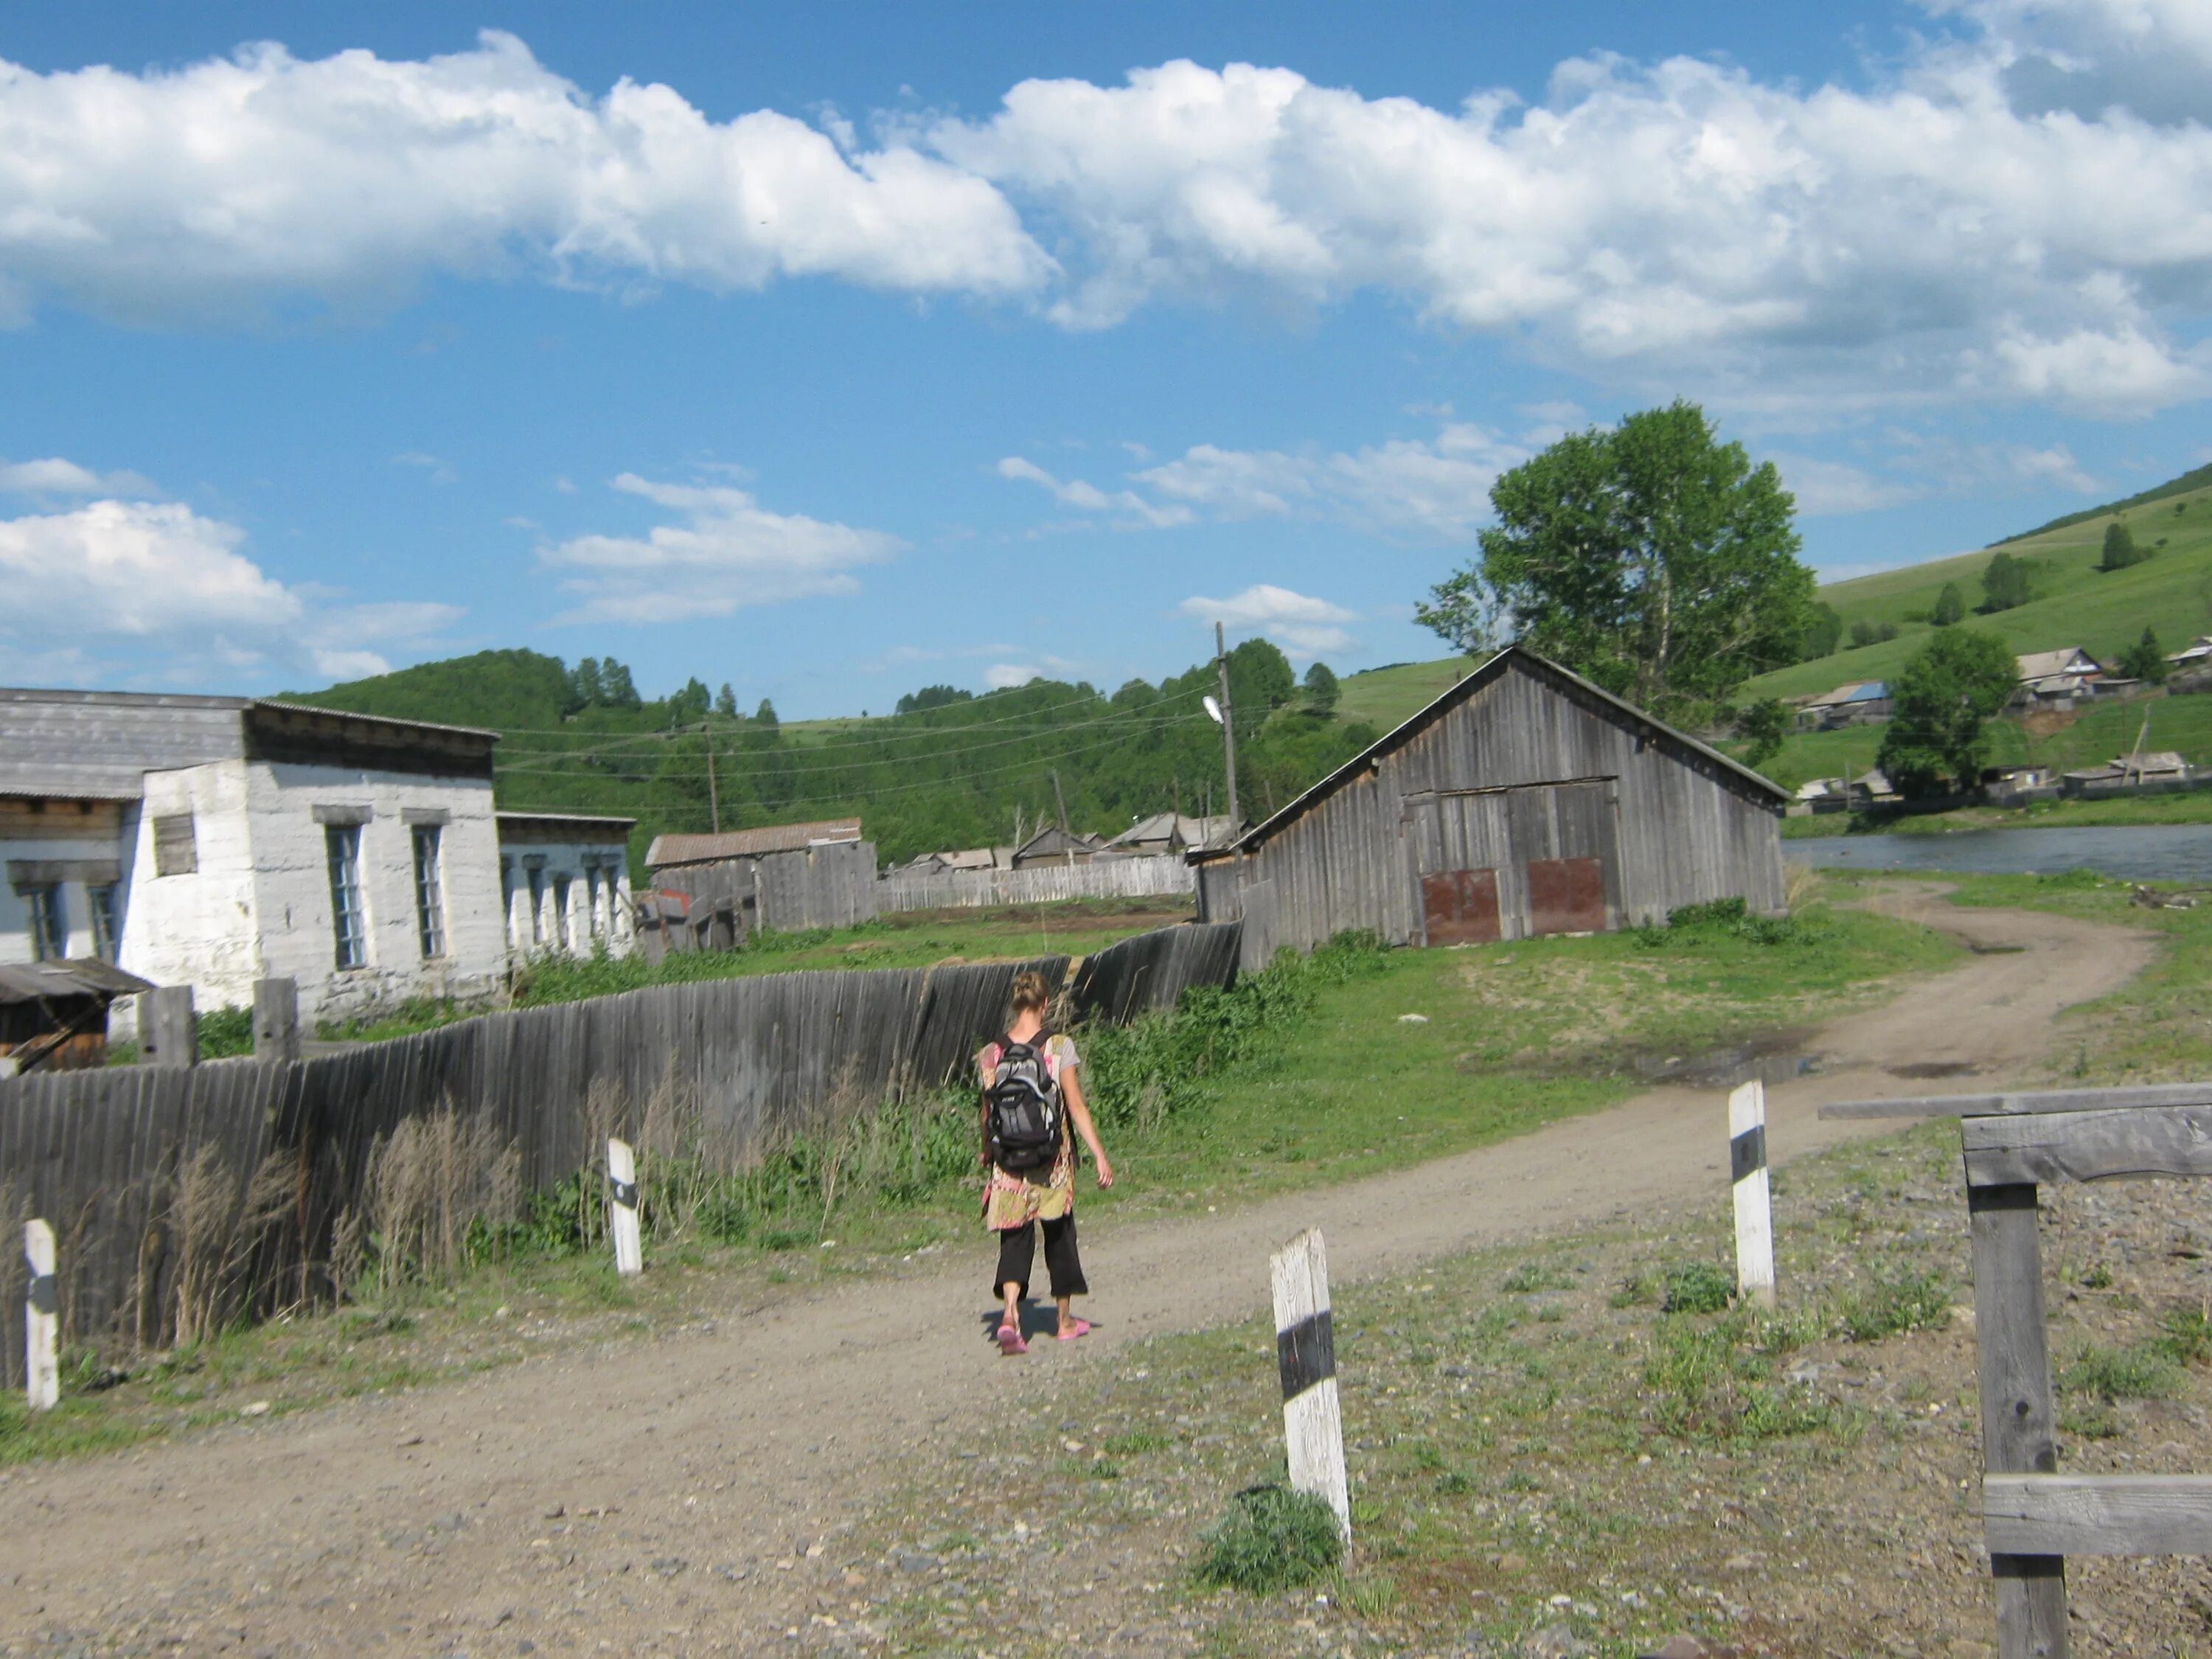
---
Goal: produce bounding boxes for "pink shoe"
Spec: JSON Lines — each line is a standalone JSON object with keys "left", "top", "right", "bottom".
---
{"left": 996, "top": 1322, "right": 1029, "bottom": 1356}
{"left": 1056, "top": 1319, "right": 1092, "bottom": 1342}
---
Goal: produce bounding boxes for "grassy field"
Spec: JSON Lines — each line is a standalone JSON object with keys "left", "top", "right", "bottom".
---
{"left": 1743, "top": 476, "right": 2212, "bottom": 705}
{"left": 1333, "top": 658, "right": 1473, "bottom": 731}
{"left": 12, "top": 894, "right": 1957, "bottom": 1464}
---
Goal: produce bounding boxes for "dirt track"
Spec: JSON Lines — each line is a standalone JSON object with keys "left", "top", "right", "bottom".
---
{"left": 0, "top": 889, "right": 2154, "bottom": 1655}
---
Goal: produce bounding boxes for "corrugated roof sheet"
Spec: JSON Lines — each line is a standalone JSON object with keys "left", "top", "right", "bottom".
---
{"left": 646, "top": 818, "right": 863, "bottom": 867}
{"left": 0, "top": 958, "right": 156, "bottom": 1004}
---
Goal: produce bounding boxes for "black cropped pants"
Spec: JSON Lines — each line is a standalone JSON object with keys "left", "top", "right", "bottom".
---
{"left": 994, "top": 1212, "right": 1088, "bottom": 1301}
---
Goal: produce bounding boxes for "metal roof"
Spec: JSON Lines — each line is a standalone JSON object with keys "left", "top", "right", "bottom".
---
{"left": 1189, "top": 644, "right": 1791, "bottom": 864}
{"left": 0, "top": 958, "right": 156, "bottom": 1005}
{"left": 646, "top": 818, "right": 864, "bottom": 867}
{"left": 495, "top": 810, "right": 639, "bottom": 827}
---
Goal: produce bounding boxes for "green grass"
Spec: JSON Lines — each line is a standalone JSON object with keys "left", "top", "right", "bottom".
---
{"left": 1332, "top": 658, "right": 1473, "bottom": 731}
{"left": 1744, "top": 480, "right": 2212, "bottom": 705}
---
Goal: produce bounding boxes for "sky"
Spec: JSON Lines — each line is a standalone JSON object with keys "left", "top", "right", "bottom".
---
{"left": 2, "top": 1, "right": 2211, "bottom": 716}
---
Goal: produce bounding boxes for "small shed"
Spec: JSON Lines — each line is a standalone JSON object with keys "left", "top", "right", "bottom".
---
{"left": 1010, "top": 826, "right": 1107, "bottom": 869}
{"left": 0, "top": 959, "right": 156, "bottom": 1073}
{"left": 1107, "top": 812, "right": 1235, "bottom": 856}
{"left": 641, "top": 818, "right": 877, "bottom": 953}
{"left": 1191, "top": 646, "right": 1790, "bottom": 966}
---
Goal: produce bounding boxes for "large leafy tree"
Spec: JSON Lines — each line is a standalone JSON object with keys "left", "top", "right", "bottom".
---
{"left": 1877, "top": 629, "right": 2019, "bottom": 797}
{"left": 1421, "top": 401, "right": 1812, "bottom": 719}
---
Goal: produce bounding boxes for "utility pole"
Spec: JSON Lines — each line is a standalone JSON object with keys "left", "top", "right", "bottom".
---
{"left": 1214, "top": 621, "right": 1242, "bottom": 833}
{"left": 1051, "top": 770, "right": 1074, "bottom": 867}
{"left": 705, "top": 729, "right": 721, "bottom": 835}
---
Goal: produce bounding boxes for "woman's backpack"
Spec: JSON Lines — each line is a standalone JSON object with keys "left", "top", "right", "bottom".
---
{"left": 987, "top": 1034, "right": 1064, "bottom": 1173}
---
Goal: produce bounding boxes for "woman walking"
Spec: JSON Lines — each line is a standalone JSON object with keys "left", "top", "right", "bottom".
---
{"left": 979, "top": 970, "right": 1113, "bottom": 1355}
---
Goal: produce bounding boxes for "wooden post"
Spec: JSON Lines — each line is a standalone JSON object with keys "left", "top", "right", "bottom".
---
{"left": 1729, "top": 1079, "right": 1775, "bottom": 1308}
{"left": 24, "top": 1220, "right": 58, "bottom": 1412}
{"left": 607, "top": 1138, "right": 642, "bottom": 1276}
{"left": 1214, "top": 621, "right": 1241, "bottom": 832}
{"left": 1270, "top": 1228, "right": 1350, "bottom": 1540}
{"left": 141, "top": 985, "right": 197, "bottom": 1068}
{"left": 252, "top": 977, "right": 302, "bottom": 1064}
{"left": 1971, "top": 1181, "right": 2068, "bottom": 1659}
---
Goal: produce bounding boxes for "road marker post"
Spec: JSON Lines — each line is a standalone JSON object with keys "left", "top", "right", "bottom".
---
{"left": 608, "top": 1138, "right": 643, "bottom": 1277}
{"left": 24, "top": 1220, "right": 58, "bottom": 1411}
{"left": 1730, "top": 1079, "right": 1776, "bottom": 1308}
{"left": 1270, "top": 1227, "right": 1350, "bottom": 1540}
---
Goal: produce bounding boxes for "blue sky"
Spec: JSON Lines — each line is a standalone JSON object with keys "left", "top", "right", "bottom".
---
{"left": 3, "top": 1, "right": 2210, "bottom": 714}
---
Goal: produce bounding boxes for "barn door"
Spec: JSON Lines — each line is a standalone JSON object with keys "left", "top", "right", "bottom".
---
{"left": 1410, "top": 779, "right": 1618, "bottom": 942}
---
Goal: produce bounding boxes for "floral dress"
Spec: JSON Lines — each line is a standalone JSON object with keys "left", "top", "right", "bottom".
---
{"left": 978, "top": 1032, "right": 1079, "bottom": 1231}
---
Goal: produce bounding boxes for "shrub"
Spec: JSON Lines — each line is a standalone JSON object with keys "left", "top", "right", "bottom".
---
{"left": 1662, "top": 1261, "right": 1736, "bottom": 1315}
{"left": 196, "top": 1006, "right": 255, "bottom": 1060}
{"left": 1194, "top": 1484, "right": 1343, "bottom": 1593}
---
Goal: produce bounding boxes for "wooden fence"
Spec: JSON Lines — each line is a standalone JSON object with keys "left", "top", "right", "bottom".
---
{"left": 1828, "top": 1082, "right": 2212, "bottom": 1658}
{"left": 0, "top": 923, "right": 1241, "bottom": 1382}
{"left": 878, "top": 854, "right": 1196, "bottom": 914}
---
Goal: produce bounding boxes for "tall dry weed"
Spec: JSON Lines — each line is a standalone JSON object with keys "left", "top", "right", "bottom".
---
{"left": 168, "top": 1144, "right": 293, "bottom": 1346}
{"left": 1785, "top": 862, "right": 1826, "bottom": 915}
{"left": 358, "top": 1105, "right": 521, "bottom": 1295}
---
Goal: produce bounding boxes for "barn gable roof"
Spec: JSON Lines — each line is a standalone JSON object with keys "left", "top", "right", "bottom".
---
{"left": 1189, "top": 645, "right": 1790, "bottom": 864}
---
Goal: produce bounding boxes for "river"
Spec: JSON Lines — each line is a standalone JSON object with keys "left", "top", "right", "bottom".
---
{"left": 1784, "top": 823, "right": 2212, "bottom": 881}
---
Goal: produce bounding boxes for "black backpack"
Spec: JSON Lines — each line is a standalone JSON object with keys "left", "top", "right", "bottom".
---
{"left": 987, "top": 1034, "right": 1065, "bottom": 1173}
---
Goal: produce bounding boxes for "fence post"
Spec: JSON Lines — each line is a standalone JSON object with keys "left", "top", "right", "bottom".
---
{"left": 141, "top": 985, "right": 198, "bottom": 1068}
{"left": 608, "top": 1138, "right": 642, "bottom": 1276}
{"left": 1728, "top": 1079, "right": 1775, "bottom": 1309}
{"left": 252, "top": 977, "right": 302, "bottom": 1064}
{"left": 24, "top": 1220, "right": 58, "bottom": 1412}
{"left": 1270, "top": 1228, "right": 1350, "bottom": 1540}
{"left": 1971, "top": 1182, "right": 2068, "bottom": 1658}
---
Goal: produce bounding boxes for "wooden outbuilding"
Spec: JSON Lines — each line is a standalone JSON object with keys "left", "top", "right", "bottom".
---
{"left": 641, "top": 818, "right": 877, "bottom": 954}
{"left": 1191, "top": 646, "right": 1790, "bottom": 965}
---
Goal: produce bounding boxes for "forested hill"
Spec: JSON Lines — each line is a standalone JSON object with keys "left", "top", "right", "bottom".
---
{"left": 282, "top": 643, "right": 1379, "bottom": 867}
{"left": 1996, "top": 459, "right": 2212, "bottom": 546}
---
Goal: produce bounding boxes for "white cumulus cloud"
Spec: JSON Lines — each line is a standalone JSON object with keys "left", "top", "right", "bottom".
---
{"left": 0, "top": 31, "right": 1049, "bottom": 326}
{"left": 0, "top": 486, "right": 460, "bottom": 684}
{"left": 995, "top": 456, "right": 1192, "bottom": 528}
{"left": 1179, "top": 583, "right": 1358, "bottom": 657}
{"left": 541, "top": 471, "right": 905, "bottom": 623}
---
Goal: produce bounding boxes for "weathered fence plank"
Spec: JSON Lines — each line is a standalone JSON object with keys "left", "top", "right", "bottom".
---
{"left": 1984, "top": 1475, "right": 2212, "bottom": 1558}
{"left": 1820, "top": 1082, "right": 2212, "bottom": 1121}
{"left": 1962, "top": 1105, "right": 2212, "bottom": 1188}
{"left": 879, "top": 855, "right": 1194, "bottom": 914}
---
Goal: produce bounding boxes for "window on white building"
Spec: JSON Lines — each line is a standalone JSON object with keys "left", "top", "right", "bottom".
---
{"left": 24, "top": 886, "right": 66, "bottom": 960}
{"left": 153, "top": 813, "right": 198, "bottom": 876}
{"left": 583, "top": 866, "right": 603, "bottom": 940}
{"left": 412, "top": 826, "right": 446, "bottom": 959}
{"left": 527, "top": 866, "right": 546, "bottom": 945}
{"left": 87, "top": 883, "right": 119, "bottom": 961}
{"left": 326, "top": 824, "right": 367, "bottom": 970}
{"left": 553, "top": 873, "right": 574, "bottom": 952}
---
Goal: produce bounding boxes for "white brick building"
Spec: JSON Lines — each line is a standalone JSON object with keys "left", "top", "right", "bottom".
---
{"left": 0, "top": 689, "right": 634, "bottom": 1031}
{"left": 497, "top": 811, "right": 638, "bottom": 957}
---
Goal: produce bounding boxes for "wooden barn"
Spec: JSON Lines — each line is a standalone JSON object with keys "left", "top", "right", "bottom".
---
{"left": 1191, "top": 646, "right": 1789, "bottom": 965}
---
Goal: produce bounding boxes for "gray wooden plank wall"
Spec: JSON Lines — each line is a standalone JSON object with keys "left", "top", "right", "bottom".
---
{"left": 0, "top": 921, "right": 1241, "bottom": 1377}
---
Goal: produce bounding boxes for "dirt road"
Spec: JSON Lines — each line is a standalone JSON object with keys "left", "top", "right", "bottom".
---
{"left": 1, "top": 891, "right": 2153, "bottom": 1655}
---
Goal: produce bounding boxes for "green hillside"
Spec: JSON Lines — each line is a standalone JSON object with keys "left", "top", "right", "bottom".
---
{"left": 288, "top": 641, "right": 1377, "bottom": 869}
{"left": 1741, "top": 475, "right": 2212, "bottom": 704}
{"left": 1333, "top": 658, "right": 1471, "bottom": 731}
{"left": 1997, "top": 460, "right": 2212, "bottom": 545}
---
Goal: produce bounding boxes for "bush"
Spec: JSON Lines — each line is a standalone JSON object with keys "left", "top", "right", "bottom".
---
{"left": 1662, "top": 1261, "right": 1736, "bottom": 1315}
{"left": 197, "top": 1006, "right": 255, "bottom": 1060}
{"left": 1194, "top": 1484, "right": 1343, "bottom": 1593}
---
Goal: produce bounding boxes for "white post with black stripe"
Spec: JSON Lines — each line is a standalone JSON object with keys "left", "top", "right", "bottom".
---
{"left": 24, "top": 1219, "right": 59, "bottom": 1412}
{"left": 607, "top": 1138, "right": 643, "bottom": 1277}
{"left": 1270, "top": 1227, "right": 1350, "bottom": 1541}
{"left": 1728, "top": 1079, "right": 1775, "bottom": 1309}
